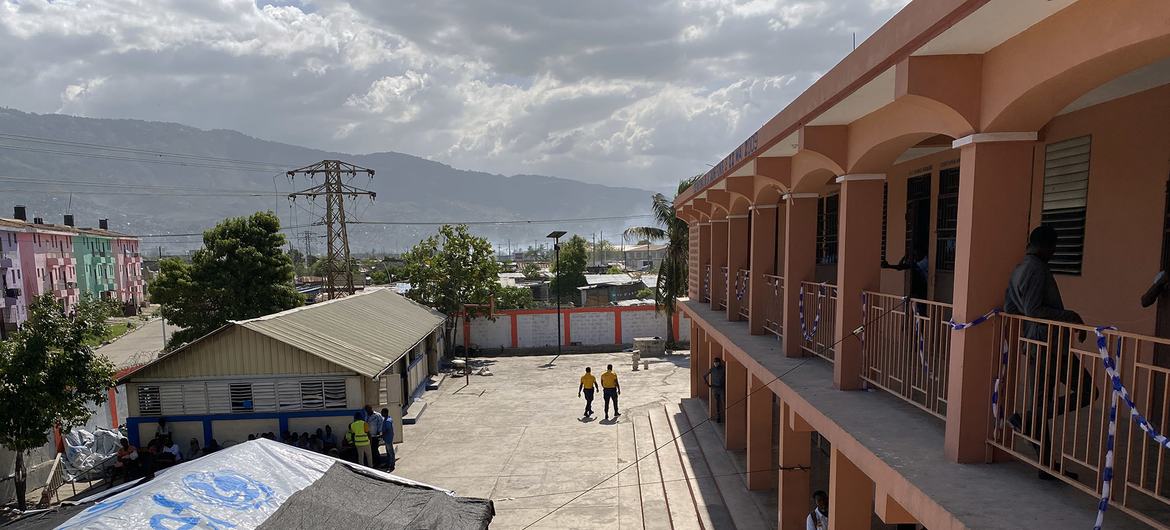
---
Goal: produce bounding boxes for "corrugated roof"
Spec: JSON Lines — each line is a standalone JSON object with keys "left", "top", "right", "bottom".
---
{"left": 584, "top": 274, "right": 637, "bottom": 285}
{"left": 235, "top": 287, "right": 446, "bottom": 378}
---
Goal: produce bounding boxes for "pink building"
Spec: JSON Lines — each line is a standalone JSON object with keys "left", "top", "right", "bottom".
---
{"left": 113, "top": 233, "right": 145, "bottom": 311}
{"left": 0, "top": 221, "right": 29, "bottom": 331}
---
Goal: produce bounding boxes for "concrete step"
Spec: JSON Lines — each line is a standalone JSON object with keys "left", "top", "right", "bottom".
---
{"left": 401, "top": 399, "right": 427, "bottom": 425}
{"left": 632, "top": 413, "right": 673, "bottom": 530}
{"left": 680, "top": 398, "right": 774, "bottom": 530}
{"left": 661, "top": 403, "right": 735, "bottom": 530}
{"left": 647, "top": 405, "right": 703, "bottom": 530}
{"left": 615, "top": 420, "right": 645, "bottom": 529}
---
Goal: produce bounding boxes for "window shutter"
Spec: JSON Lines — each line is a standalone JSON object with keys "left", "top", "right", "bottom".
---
{"left": 251, "top": 381, "right": 277, "bottom": 412}
{"left": 1042, "top": 136, "right": 1091, "bottom": 275}
{"left": 206, "top": 382, "right": 232, "bottom": 414}
{"left": 182, "top": 383, "right": 208, "bottom": 414}
{"left": 138, "top": 385, "right": 161, "bottom": 416}
{"left": 276, "top": 381, "right": 301, "bottom": 411}
{"left": 300, "top": 380, "right": 325, "bottom": 410}
{"left": 324, "top": 380, "right": 347, "bottom": 409}
{"left": 160, "top": 385, "right": 184, "bottom": 415}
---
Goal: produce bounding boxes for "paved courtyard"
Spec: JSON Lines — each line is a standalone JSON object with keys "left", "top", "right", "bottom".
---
{"left": 392, "top": 352, "right": 693, "bottom": 529}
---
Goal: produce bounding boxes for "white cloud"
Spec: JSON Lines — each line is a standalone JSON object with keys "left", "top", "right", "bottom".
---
{"left": 0, "top": 0, "right": 905, "bottom": 192}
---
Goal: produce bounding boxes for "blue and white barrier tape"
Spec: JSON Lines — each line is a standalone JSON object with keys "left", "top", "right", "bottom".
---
{"left": 735, "top": 270, "right": 748, "bottom": 301}
{"left": 913, "top": 307, "right": 929, "bottom": 374}
{"left": 945, "top": 308, "right": 1001, "bottom": 330}
{"left": 797, "top": 284, "right": 823, "bottom": 342}
{"left": 990, "top": 340, "right": 1009, "bottom": 427}
{"left": 1093, "top": 327, "right": 1170, "bottom": 451}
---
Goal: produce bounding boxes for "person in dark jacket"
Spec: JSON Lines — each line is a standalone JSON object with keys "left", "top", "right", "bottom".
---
{"left": 704, "top": 357, "right": 726, "bottom": 423}
{"left": 1004, "top": 225, "right": 1093, "bottom": 479}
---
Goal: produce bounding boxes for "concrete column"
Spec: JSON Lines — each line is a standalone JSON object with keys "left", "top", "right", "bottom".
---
{"left": 746, "top": 373, "right": 774, "bottom": 490}
{"left": 691, "top": 322, "right": 703, "bottom": 398}
{"left": 726, "top": 214, "right": 751, "bottom": 321}
{"left": 834, "top": 176, "right": 885, "bottom": 390}
{"left": 749, "top": 205, "right": 778, "bottom": 334}
{"left": 708, "top": 340, "right": 723, "bottom": 419}
{"left": 724, "top": 353, "right": 747, "bottom": 450}
{"left": 778, "top": 401, "right": 811, "bottom": 530}
{"left": 945, "top": 137, "right": 1036, "bottom": 463}
{"left": 782, "top": 196, "right": 818, "bottom": 357}
{"left": 710, "top": 220, "right": 729, "bottom": 311}
{"left": 829, "top": 447, "right": 874, "bottom": 530}
{"left": 698, "top": 223, "right": 712, "bottom": 302}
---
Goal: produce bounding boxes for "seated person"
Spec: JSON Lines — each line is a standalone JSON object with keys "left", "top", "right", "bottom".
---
{"left": 204, "top": 439, "right": 221, "bottom": 454}
{"left": 321, "top": 425, "right": 338, "bottom": 451}
{"left": 309, "top": 434, "right": 324, "bottom": 453}
{"left": 113, "top": 438, "right": 139, "bottom": 482}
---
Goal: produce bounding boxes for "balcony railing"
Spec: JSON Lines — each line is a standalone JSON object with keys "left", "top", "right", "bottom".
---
{"left": 718, "top": 266, "right": 729, "bottom": 310}
{"left": 989, "top": 314, "right": 1170, "bottom": 527}
{"left": 735, "top": 269, "right": 750, "bottom": 320}
{"left": 861, "top": 292, "right": 953, "bottom": 420}
{"left": 702, "top": 264, "right": 711, "bottom": 303}
{"left": 799, "top": 281, "right": 837, "bottom": 362}
{"left": 762, "top": 274, "right": 783, "bottom": 338}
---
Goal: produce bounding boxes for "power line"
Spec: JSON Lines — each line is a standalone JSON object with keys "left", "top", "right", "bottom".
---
{"left": 0, "top": 174, "right": 281, "bottom": 194}
{"left": 521, "top": 297, "right": 911, "bottom": 529}
{"left": 0, "top": 143, "right": 288, "bottom": 173}
{"left": 348, "top": 214, "right": 654, "bottom": 226}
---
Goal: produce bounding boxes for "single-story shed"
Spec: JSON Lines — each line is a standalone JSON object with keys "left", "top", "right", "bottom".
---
{"left": 119, "top": 288, "right": 446, "bottom": 448}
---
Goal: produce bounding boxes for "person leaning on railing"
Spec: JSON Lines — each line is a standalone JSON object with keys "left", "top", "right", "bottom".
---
{"left": 1003, "top": 225, "right": 1094, "bottom": 481}
{"left": 1141, "top": 270, "right": 1168, "bottom": 308}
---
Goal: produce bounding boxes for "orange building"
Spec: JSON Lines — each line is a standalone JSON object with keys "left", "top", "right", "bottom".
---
{"left": 676, "top": 1, "right": 1170, "bottom": 528}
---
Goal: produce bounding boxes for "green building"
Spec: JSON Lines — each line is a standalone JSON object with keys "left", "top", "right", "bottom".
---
{"left": 74, "top": 229, "right": 116, "bottom": 300}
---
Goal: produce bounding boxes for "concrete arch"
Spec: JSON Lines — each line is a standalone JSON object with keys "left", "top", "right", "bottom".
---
{"left": 981, "top": 0, "right": 1170, "bottom": 132}
{"left": 791, "top": 150, "right": 845, "bottom": 193}
{"left": 846, "top": 95, "right": 970, "bottom": 173}
{"left": 729, "top": 196, "right": 751, "bottom": 216}
{"left": 753, "top": 184, "right": 785, "bottom": 205}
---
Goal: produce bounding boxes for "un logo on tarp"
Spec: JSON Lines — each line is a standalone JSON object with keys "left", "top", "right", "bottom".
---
{"left": 182, "top": 471, "right": 275, "bottom": 510}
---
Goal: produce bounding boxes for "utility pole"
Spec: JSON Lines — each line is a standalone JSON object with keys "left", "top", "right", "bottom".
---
{"left": 288, "top": 160, "right": 376, "bottom": 300}
{"left": 300, "top": 231, "right": 315, "bottom": 268}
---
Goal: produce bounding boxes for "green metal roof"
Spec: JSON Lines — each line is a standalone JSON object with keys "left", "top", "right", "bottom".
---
{"left": 234, "top": 288, "right": 447, "bottom": 378}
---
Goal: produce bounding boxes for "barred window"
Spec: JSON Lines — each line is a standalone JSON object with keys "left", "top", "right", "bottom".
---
{"left": 815, "top": 195, "right": 839, "bottom": 265}
{"left": 138, "top": 385, "right": 161, "bottom": 416}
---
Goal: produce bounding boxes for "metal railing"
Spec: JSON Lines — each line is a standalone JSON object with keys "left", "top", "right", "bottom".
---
{"left": 762, "top": 275, "right": 783, "bottom": 338}
{"left": 718, "top": 266, "right": 729, "bottom": 310}
{"left": 735, "top": 269, "right": 751, "bottom": 319}
{"left": 989, "top": 314, "right": 1170, "bottom": 528}
{"left": 702, "top": 264, "right": 711, "bottom": 303}
{"left": 860, "top": 292, "right": 953, "bottom": 420}
{"left": 799, "top": 281, "right": 837, "bottom": 362}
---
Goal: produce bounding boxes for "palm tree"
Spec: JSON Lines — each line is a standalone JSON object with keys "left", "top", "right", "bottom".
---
{"left": 624, "top": 177, "right": 694, "bottom": 346}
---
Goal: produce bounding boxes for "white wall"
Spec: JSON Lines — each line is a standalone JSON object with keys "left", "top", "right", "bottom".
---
{"left": 518, "top": 313, "right": 560, "bottom": 347}
{"left": 569, "top": 311, "right": 615, "bottom": 345}
{"left": 457, "top": 306, "right": 691, "bottom": 350}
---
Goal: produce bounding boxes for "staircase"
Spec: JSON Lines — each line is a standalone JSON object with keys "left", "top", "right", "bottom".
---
{"left": 619, "top": 399, "right": 776, "bottom": 529}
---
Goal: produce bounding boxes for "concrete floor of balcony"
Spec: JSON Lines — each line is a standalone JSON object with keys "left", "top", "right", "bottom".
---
{"left": 682, "top": 300, "right": 1149, "bottom": 529}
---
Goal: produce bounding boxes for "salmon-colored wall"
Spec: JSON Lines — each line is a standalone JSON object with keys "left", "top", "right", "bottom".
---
{"left": 1030, "top": 83, "right": 1170, "bottom": 335}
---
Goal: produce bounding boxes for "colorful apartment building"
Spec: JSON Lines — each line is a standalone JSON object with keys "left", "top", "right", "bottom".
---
{"left": 0, "top": 208, "right": 145, "bottom": 330}
{"left": 675, "top": 1, "right": 1170, "bottom": 528}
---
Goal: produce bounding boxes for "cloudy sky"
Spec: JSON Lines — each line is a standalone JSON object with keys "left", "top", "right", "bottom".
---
{"left": 0, "top": 0, "right": 907, "bottom": 192}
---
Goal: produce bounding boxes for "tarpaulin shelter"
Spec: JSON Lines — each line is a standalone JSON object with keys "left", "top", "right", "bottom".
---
{"left": 5, "top": 439, "right": 493, "bottom": 529}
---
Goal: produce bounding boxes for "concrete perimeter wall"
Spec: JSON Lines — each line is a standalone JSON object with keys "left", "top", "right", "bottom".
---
{"left": 457, "top": 305, "right": 691, "bottom": 351}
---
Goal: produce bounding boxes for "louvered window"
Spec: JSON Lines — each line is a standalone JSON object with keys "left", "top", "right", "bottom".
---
{"left": 324, "top": 380, "right": 347, "bottom": 409}
{"left": 230, "top": 383, "right": 254, "bottom": 412}
{"left": 138, "top": 385, "right": 161, "bottom": 416}
{"left": 1042, "top": 136, "right": 1091, "bottom": 275}
{"left": 300, "top": 380, "right": 326, "bottom": 410}
{"left": 815, "top": 195, "right": 839, "bottom": 265}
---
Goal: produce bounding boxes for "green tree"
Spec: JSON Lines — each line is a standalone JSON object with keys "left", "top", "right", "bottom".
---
{"left": 150, "top": 211, "right": 303, "bottom": 349}
{"left": 624, "top": 178, "right": 693, "bottom": 346}
{"left": 496, "top": 285, "right": 535, "bottom": 310}
{"left": 399, "top": 225, "right": 500, "bottom": 353}
{"left": 636, "top": 287, "right": 655, "bottom": 299}
{"left": 521, "top": 262, "right": 544, "bottom": 280}
{"left": 605, "top": 265, "right": 624, "bottom": 274}
{"left": 0, "top": 295, "right": 116, "bottom": 510}
{"left": 550, "top": 235, "right": 588, "bottom": 303}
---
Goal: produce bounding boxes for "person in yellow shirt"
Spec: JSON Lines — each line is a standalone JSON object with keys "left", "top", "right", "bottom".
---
{"left": 346, "top": 412, "right": 372, "bottom": 467}
{"left": 578, "top": 367, "right": 599, "bottom": 417}
{"left": 600, "top": 364, "right": 621, "bottom": 420}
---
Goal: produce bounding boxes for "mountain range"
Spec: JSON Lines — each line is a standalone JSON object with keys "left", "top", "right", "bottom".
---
{"left": 0, "top": 108, "right": 656, "bottom": 256}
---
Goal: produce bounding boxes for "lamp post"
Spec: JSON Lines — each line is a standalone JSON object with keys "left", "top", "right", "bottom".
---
{"left": 546, "top": 231, "right": 566, "bottom": 367}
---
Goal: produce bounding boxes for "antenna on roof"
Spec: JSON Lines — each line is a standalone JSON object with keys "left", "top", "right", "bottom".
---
{"left": 853, "top": 32, "right": 857, "bottom": 50}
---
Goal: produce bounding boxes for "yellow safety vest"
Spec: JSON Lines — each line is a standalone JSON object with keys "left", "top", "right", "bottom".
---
{"left": 348, "top": 420, "right": 369, "bottom": 447}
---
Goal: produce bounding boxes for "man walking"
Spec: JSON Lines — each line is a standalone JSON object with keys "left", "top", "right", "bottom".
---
{"left": 1004, "top": 225, "right": 1093, "bottom": 480}
{"left": 380, "top": 407, "right": 396, "bottom": 472}
{"left": 346, "top": 412, "right": 372, "bottom": 468}
{"left": 704, "top": 357, "right": 726, "bottom": 423}
{"left": 579, "top": 367, "right": 599, "bottom": 417}
{"left": 601, "top": 364, "right": 621, "bottom": 420}
{"left": 364, "top": 405, "right": 385, "bottom": 469}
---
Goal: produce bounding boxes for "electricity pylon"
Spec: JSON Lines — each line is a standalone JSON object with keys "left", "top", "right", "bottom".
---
{"left": 287, "top": 160, "right": 375, "bottom": 299}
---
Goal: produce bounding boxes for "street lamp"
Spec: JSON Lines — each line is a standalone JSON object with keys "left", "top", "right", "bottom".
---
{"left": 546, "top": 230, "right": 566, "bottom": 367}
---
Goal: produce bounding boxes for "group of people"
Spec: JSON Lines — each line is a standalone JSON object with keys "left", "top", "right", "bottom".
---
{"left": 338, "top": 405, "right": 397, "bottom": 472}
{"left": 578, "top": 364, "right": 621, "bottom": 421}
{"left": 112, "top": 418, "right": 224, "bottom": 483}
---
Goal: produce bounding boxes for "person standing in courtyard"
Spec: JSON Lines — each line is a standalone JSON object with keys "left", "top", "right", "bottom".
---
{"left": 380, "top": 407, "right": 396, "bottom": 472}
{"left": 704, "top": 357, "right": 726, "bottom": 423}
{"left": 601, "top": 364, "right": 621, "bottom": 420}
{"left": 578, "top": 367, "right": 599, "bottom": 417}
{"left": 347, "top": 412, "right": 372, "bottom": 467}
{"left": 364, "top": 405, "right": 385, "bottom": 469}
